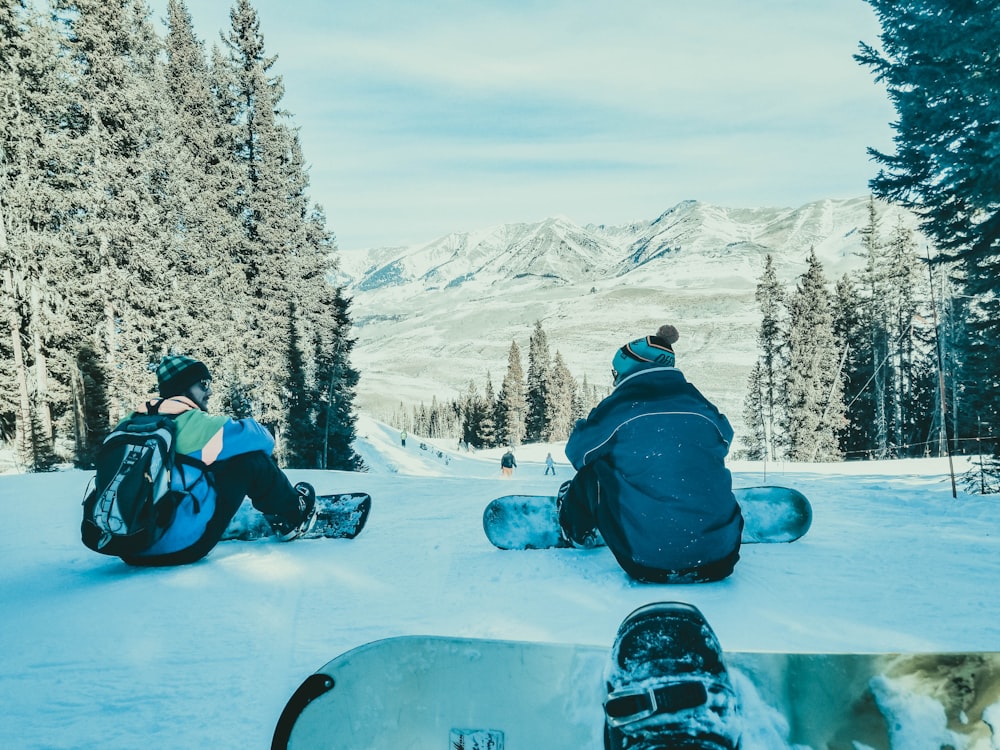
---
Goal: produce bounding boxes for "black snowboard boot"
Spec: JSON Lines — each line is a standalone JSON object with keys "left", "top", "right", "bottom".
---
{"left": 270, "top": 482, "right": 317, "bottom": 541}
{"left": 604, "top": 602, "right": 741, "bottom": 750}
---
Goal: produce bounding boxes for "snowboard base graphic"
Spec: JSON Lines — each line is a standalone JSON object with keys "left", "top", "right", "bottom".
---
{"left": 221, "top": 492, "right": 371, "bottom": 542}
{"left": 483, "top": 485, "right": 812, "bottom": 550}
{"left": 272, "top": 635, "right": 1000, "bottom": 749}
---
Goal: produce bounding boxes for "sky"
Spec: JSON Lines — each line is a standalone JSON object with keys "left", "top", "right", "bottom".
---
{"left": 146, "top": 1, "right": 896, "bottom": 250}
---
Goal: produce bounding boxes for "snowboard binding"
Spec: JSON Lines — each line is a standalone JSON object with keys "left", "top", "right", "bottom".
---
{"left": 604, "top": 602, "right": 741, "bottom": 750}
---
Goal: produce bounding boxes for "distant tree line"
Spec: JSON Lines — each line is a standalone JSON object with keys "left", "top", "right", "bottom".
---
{"left": 742, "top": 199, "right": 944, "bottom": 462}
{"left": 389, "top": 321, "right": 606, "bottom": 448}
{"left": 1, "top": 0, "right": 362, "bottom": 471}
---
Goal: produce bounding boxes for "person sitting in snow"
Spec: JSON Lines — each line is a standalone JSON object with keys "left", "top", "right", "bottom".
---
{"left": 557, "top": 325, "right": 743, "bottom": 583}
{"left": 119, "top": 355, "right": 315, "bottom": 567}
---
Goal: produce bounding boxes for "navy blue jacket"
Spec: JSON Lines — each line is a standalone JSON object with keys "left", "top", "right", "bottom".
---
{"left": 565, "top": 366, "right": 742, "bottom": 574}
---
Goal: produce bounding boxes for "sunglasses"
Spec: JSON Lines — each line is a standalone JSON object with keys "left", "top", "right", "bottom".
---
{"left": 603, "top": 679, "right": 708, "bottom": 728}
{"left": 197, "top": 379, "right": 212, "bottom": 391}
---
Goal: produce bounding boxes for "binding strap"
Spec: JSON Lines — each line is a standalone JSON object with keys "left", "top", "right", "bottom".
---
{"left": 604, "top": 680, "right": 708, "bottom": 727}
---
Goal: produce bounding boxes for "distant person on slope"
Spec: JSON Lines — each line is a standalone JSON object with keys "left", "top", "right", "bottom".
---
{"left": 557, "top": 325, "right": 743, "bottom": 583}
{"left": 118, "top": 356, "right": 316, "bottom": 566}
{"left": 500, "top": 449, "right": 517, "bottom": 478}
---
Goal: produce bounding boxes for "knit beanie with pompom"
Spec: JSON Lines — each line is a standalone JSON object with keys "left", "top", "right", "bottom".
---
{"left": 611, "top": 325, "right": 679, "bottom": 383}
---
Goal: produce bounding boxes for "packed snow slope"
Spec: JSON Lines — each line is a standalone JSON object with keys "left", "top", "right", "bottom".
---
{"left": 1, "top": 414, "right": 998, "bottom": 749}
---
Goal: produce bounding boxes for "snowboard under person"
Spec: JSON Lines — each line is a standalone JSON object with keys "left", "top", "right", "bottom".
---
{"left": 557, "top": 325, "right": 743, "bottom": 583}
{"left": 118, "top": 355, "right": 316, "bottom": 567}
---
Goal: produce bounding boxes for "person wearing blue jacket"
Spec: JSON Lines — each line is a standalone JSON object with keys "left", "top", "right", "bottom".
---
{"left": 558, "top": 325, "right": 743, "bottom": 583}
{"left": 121, "top": 356, "right": 315, "bottom": 567}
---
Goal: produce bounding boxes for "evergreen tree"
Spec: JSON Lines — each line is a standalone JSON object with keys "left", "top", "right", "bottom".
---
{"left": 495, "top": 341, "right": 525, "bottom": 447}
{"left": 742, "top": 254, "right": 786, "bottom": 461}
{"left": 833, "top": 274, "right": 873, "bottom": 457}
{"left": 784, "top": 250, "right": 845, "bottom": 461}
{"left": 478, "top": 373, "right": 498, "bottom": 448}
{"left": 543, "top": 351, "right": 577, "bottom": 442}
{"left": 218, "top": 0, "right": 302, "bottom": 432}
{"left": 161, "top": 0, "right": 245, "bottom": 368}
{"left": 459, "top": 380, "right": 489, "bottom": 448}
{"left": 857, "top": 197, "right": 892, "bottom": 457}
{"left": 312, "top": 285, "right": 363, "bottom": 471}
{"left": 857, "top": 0, "right": 1000, "bottom": 471}
{"left": 524, "top": 320, "right": 550, "bottom": 442}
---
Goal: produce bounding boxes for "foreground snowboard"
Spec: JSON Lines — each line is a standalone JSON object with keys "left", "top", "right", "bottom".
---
{"left": 271, "top": 634, "right": 1000, "bottom": 749}
{"left": 483, "top": 485, "right": 811, "bottom": 550}
{"left": 221, "top": 492, "right": 371, "bottom": 542}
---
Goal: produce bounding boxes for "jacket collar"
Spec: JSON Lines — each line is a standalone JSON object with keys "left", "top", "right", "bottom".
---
{"left": 141, "top": 396, "right": 199, "bottom": 415}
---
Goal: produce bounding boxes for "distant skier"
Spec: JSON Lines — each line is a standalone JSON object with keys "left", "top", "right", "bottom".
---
{"left": 544, "top": 452, "right": 556, "bottom": 475}
{"left": 500, "top": 449, "right": 517, "bottom": 478}
{"left": 557, "top": 325, "right": 743, "bottom": 583}
{"left": 400, "top": 430, "right": 407, "bottom": 447}
{"left": 115, "top": 356, "right": 315, "bottom": 566}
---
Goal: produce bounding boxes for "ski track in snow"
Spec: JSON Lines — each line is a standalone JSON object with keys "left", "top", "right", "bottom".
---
{"left": 1, "top": 415, "right": 999, "bottom": 748}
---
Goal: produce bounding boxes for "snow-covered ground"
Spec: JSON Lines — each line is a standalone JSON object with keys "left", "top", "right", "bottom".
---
{"left": 1, "top": 413, "right": 997, "bottom": 749}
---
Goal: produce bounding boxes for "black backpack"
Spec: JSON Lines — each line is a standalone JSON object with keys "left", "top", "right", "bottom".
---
{"left": 81, "top": 408, "right": 201, "bottom": 556}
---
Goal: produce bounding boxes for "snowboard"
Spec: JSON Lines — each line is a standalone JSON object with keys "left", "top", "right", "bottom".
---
{"left": 220, "top": 492, "right": 371, "bottom": 542}
{"left": 271, "top": 634, "right": 1000, "bottom": 750}
{"left": 482, "top": 485, "right": 812, "bottom": 551}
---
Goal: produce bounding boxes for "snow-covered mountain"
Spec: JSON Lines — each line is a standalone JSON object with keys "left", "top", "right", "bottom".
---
{"left": 339, "top": 197, "right": 924, "bottom": 442}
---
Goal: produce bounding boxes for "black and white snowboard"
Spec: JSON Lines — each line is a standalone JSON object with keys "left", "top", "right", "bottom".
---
{"left": 221, "top": 492, "right": 371, "bottom": 542}
{"left": 482, "top": 485, "right": 812, "bottom": 550}
{"left": 270, "top": 630, "right": 1000, "bottom": 749}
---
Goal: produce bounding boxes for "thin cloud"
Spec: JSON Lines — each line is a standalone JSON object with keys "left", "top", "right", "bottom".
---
{"left": 147, "top": 0, "right": 895, "bottom": 248}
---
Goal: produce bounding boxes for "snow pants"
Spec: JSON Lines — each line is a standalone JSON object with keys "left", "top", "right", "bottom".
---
{"left": 122, "top": 450, "right": 303, "bottom": 567}
{"left": 557, "top": 462, "right": 740, "bottom": 584}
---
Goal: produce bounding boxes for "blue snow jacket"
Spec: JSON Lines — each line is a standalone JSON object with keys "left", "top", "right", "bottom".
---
{"left": 565, "top": 366, "right": 742, "bottom": 575}
{"left": 123, "top": 396, "right": 277, "bottom": 558}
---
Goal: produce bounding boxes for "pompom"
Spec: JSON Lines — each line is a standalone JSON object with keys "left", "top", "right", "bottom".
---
{"left": 656, "top": 324, "right": 679, "bottom": 345}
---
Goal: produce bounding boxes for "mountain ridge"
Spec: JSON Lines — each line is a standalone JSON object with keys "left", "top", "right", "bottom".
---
{"left": 339, "top": 196, "right": 924, "bottom": 446}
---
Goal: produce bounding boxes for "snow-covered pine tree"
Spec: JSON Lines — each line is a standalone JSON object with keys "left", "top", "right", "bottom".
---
{"left": 218, "top": 0, "right": 306, "bottom": 435}
{"left": 495, "top": 341, "right": 525, "bottom": 447}
{"left": 833, "top": 274, "right": 872, "bottom": 458}
{"left": 543, "top": 351, "right": 577, "bottom": 442}
{"left": 742, "top": 254, "right": 786, "bottom": 461}
{"left": 459, "top": 381, "right": 490, "bottom": 449}
{"left": 856, "top": 197, "right": 893, "bottom": 457}
{"left": 524, "top": 320, "right": 550, "bottom": 443}
{"left": 784, "top": 250, "right": 846, "bottom": 462}
{"left": 161, "top": 0, "right": 247, "bottom": 371}
{"left": 479, "top": 373, "right": 498, "bottom": 448}
{"left": 310, "top": 282, "right": 363, "bottom": 471}
{"left": 883, "top": 216, "right": 937, "bottom": 455}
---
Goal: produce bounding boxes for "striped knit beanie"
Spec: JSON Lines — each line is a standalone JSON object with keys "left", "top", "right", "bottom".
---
{"left": 157, "top": 355, "right": 211, "bottom": 398}
{"left": 611, "top": 325, "right": 679, "bottom": 384}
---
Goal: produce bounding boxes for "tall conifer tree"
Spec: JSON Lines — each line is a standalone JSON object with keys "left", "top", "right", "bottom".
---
{"left": 525, "top": 320, "right": 550, "bottom": 442}
{"left": 784, "top": 250, "right": 845, "bottom": 461}
{"left": 495, "top": 341, "right": 525, "bottom": 447}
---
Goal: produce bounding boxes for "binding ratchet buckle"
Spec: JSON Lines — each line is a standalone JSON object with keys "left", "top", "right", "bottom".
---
{"left": 604, "top": 680, "right": 709, "bottom": 727}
